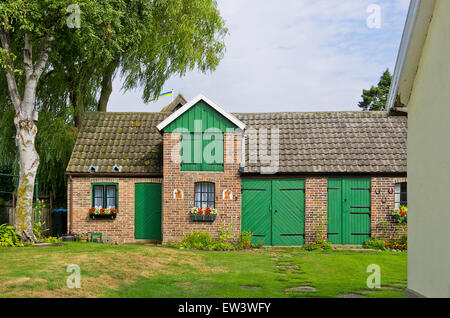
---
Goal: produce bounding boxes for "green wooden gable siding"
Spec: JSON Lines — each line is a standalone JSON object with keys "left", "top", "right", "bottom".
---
{"left": 163, "top": 100, "right": 237, "bottom": 132}
{"left": 164, "top": 100, "right": 238, "bottom": 171}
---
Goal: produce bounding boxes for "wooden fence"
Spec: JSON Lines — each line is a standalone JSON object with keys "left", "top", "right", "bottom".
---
{"left": 6, "top": 207, "right": 52, "bottom": 236}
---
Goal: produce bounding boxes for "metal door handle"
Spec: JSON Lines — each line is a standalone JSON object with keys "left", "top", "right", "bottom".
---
{"left": 274, "top": 209, "right": 278, "bottom": 213}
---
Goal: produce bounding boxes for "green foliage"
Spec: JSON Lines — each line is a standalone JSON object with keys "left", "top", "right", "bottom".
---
{"left": 304, "top": 237, "right": 333, "bottom": 251}
{"left": 384, "top": 235, "right": 407, "bottom": 251}
{"left": 363, "top": 237, "right": 386, "bottom": 251}
{"left": 32, "top": 200, "right": 49, "bottom": 239}
{"left": 218, "top": 222, "right": 235, "bottom": 244}
{"left": 358, "top": 69, "right": 392, "bottom": 111}
{"left": 238, "top": 231, "right": 253, "bottom": 249}
{"left": 1, "top": 0, "right": 228, "bottom": 205}
{"left": 0, "top": 223, "right": 23, "bottom": 247}
{"left": 38, "top": 236, "right": 62, "bottom": 244}
{"left": 176, "top": 229, "right": 255, "bottom": 251}
{"left": 181, "top": 230, "right": 216, "bottom": 250}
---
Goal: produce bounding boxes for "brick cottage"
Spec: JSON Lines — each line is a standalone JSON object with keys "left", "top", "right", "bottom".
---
{"left": 66, "top": 93, "right": 407, "bottom": 245}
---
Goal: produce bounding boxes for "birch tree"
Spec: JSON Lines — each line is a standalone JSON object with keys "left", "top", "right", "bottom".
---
{"left": 0, "top": 0, "right": 119, "bottom": 241}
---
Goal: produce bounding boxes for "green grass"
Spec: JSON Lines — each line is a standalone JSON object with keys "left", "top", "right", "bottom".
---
{"left": 0, "top": 243, "right": 407, "bottom": 298}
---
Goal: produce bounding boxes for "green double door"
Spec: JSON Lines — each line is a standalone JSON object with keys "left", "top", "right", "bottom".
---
{"left": 242, "top": 179, "right": 305, "bottom": 246}
{"left": 327, "top": 178, "right": 371, "bottom": 244}
{"left": 135, "top": 183, "right": 162, "bottom": 240}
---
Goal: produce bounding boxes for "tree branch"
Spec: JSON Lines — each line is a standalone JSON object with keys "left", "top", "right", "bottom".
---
{"left": 23, "top": 33, "right": 33, "bottom": 80}
{"left": 0, "top": 29, "right": 22, "bottom": 110}
{"left": 34, "top": 31, "right": 54, "bottom": 79}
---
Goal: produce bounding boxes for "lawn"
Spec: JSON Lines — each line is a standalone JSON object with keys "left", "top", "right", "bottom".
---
{"left": 0, "top": 243, "right": 407, "bottom": 298}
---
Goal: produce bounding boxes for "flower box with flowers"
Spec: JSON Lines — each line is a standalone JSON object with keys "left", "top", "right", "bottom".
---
{"left": 89, "top": 207, "right": 118, "bottom": 220}
{"left": 392, "top": 206, "right": 407, "bottom": 224}
{"left": 190, "top": 206, "right": 217, "bottom": 222}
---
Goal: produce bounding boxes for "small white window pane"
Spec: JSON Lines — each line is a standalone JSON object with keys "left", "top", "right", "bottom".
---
{"left": 394, "top": 183, "right": 401, "bottom": 209}
{"left": 94, "top": 197, "right": 103, "bottom": 207}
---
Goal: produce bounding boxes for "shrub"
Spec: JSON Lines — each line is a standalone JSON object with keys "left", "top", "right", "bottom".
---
{"left": 363, "top": 237, "right": 386, "bottom": 251}
{"left": 252, "top": 240, "right": 265, "bottom": 249}
{"left": 0, "top": 224, "right": 23, "bottom": 247}
{"left": 39, "top": 236, "right": 62, "bottom": 244}
{"left": 304, "top": 236, "right": 333, "bottom": 251}
{"left": 181, "top": 230, "right": 216, "bottom": 250}
{"left": 384, "top": 235, "right": 407, "bottom": 251}
{"left": 176, "top": 230, "right": 257, "bottom": 251}
{"left": 238, "top": 231, "right": 253, "bottom": 249}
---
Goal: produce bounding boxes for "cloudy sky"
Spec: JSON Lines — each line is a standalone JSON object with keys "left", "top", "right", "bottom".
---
{"left": 108, "top": 0, "right": 410, "bottom": 113}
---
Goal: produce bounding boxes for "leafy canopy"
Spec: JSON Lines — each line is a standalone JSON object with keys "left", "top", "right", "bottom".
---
{"left": 358, "top": 69, "right": 392, "bottom": 111}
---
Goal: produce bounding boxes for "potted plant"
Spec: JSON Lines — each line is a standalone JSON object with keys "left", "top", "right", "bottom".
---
{"left": 89, "top": 207, "right": 118, "bottom": 219}
{"left": 190, "top": 206, "right": 217, "bottom": 222}
{"left": 74, "top": 231, "right": 89, "bottom": 242}
{"left": 392, "top": 205, "right": 407, "bottom": 224}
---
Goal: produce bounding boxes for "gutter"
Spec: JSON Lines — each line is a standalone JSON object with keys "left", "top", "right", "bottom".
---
{"left": 387, "top": 0, "right": 420, "bottom": 114}
{"left": 387, "top": 0, "right": 436, "bottom": 114}
{"left": 65, "top": 172, "right": 163, "bottom": 178}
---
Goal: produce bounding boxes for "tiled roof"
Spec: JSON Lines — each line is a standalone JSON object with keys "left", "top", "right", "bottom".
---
{"left": 67, "top": 110, "right": 407, "bottom": 174}
{"left": 66, "top": 112, "right": 168, "bottom": 174}
{"left": 233, "top": 111, "right": 407, "bottom": 174}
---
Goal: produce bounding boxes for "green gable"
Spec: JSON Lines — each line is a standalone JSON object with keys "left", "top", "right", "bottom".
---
{"left": 163, "top": 100, "right": 238, "bottom": 133}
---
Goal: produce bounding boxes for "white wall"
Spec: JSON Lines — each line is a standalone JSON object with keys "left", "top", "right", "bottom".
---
{"left": 408, "top": 0, "right": 450, "bottom": 298}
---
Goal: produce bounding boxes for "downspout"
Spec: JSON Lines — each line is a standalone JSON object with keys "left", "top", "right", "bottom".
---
{"left": 69, "top": 174, "right": 73, "bottom": 234}
{"left": 240, "top": 130, "right": 246, "bottom": 173}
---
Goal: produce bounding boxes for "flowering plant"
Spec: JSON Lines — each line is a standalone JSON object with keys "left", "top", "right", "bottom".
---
{"left": 392, "top": 205, "right": 407, "bottom": 224}
{"left": 89, "top": 206, "right": 118, "bottom": 216}
{"left": 190, "top": 206, "right": 218, "bottom": 215}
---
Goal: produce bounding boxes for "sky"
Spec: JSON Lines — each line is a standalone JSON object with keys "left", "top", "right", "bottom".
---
{"left": 108, "top": 0, "right": 410, "bottom": 113}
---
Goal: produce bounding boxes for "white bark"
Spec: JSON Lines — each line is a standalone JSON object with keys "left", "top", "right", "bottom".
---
{"left": 0, "top": 29, "right": 52, "bottom": 241}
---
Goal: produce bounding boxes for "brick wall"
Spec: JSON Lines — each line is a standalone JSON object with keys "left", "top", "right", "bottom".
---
{"left": 371, "top": 177, "right": 408, "bottom": 240}
{"left": 162, "top": 132, "right": 242, "bottom": 243}
{"left": 304, "top": 177, "right": 328, "bottom": 244}
{"left": 68, "top": 177, "right": 162, "bottom": 244}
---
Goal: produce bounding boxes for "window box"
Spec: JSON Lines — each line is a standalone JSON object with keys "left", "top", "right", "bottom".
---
{"left": 89, "top": 214, "right": 117, "bottom": 220}
{"left": 89, "top": 207, "right": 118, "bottom": 220}
{"left": 190, "top": 214, "right": 216, "bottom": 222}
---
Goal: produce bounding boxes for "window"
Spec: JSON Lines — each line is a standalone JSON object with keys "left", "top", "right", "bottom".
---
{"left": 194, "top": 182, "right": 215, "bottom": 209}
{"left": 394, "top": 182, "right": 407, "bottom": 209}
{"left": 180, "top": 132, "right": 224, "bottom": 171}
{"left": 92, "top": 184, "right": 118, "bottom": 208}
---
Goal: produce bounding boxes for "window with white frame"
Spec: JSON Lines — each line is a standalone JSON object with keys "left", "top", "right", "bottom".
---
{"left": 394, "top": 182, "right": 407, "bottom": 209}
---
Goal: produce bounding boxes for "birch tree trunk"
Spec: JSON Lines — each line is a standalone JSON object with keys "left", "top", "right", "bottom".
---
{"left": 0, "top": 30, "right": 52, "bottom": 242}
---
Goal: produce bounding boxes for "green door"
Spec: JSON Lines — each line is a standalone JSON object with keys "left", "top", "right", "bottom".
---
{"left": 272, "top": 179, "right": 305, "bottom": 245}
{"left": 327, "top": 178, "right": 371, "bottom": 244}
{"left": 241, "top": 179, "right": 305, "bottom": 246}
{"left": 135, "top": 183, "right": 162, "bottom": 240}
{"left": 241, "top": 179, "right": 272, "bottom": 245}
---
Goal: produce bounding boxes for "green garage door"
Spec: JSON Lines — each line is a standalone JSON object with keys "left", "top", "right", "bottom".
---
{"left": 327, "top": 178, "right": 371, "bottom": 244}
{"left": 135, "top": 183, "right": 162, "bottom": 240}
{"left": 242, "top": 179, "right": 305, "bottom": 246}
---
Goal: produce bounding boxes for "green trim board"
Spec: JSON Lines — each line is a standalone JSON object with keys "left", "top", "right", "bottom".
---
{"left": 241, "top": 179, "right": 305, "bottom": 246}
{"left": 327, "top": 178, "right": 371, "bottom": 244}
{"left": 134, "top": 183, "right": 162, "bottom": 240}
